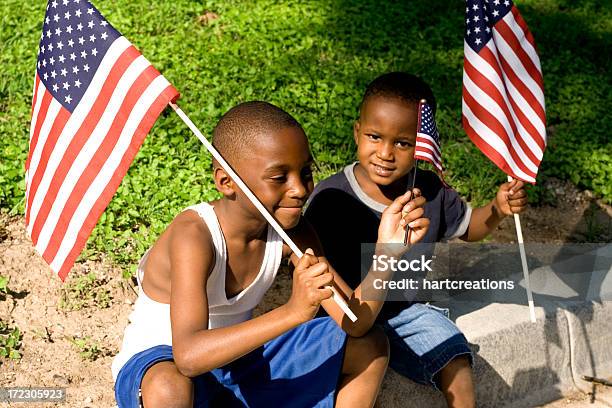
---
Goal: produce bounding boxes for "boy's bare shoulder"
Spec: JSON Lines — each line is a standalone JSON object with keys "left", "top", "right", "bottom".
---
{"left": 172, "top": 208, "right": 209, "bottom": 230}
{"left": 167, "top": 209, "right": 214, "bottom": 251}
{"left": 142, "top": 208, "right": 215, "bottom": 300}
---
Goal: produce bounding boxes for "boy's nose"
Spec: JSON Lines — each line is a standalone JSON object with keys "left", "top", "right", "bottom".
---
{"left": 287, "top": 177, "right": 308, "bottom": 199}
{"left": 376, "top": 142, "right": 394, "bottom": 161}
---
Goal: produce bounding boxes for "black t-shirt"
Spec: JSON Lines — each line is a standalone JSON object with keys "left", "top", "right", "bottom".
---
{"left": 304, "top": 162, "right": 471, "bottom": 319}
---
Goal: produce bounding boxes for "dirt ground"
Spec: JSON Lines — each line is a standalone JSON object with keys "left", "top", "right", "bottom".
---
{"left": 0, "top": 178, "right": 610, "bottom": 407}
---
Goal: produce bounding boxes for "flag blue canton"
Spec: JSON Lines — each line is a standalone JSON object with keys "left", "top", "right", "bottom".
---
{"left": 419, "top": 103, "right": 440, "bottom": 145}
{"left": 37, "top": 0, "right": 120, "bottom": 112}
{"left": 465, "top": 0, "right": 513, "bottom": 52}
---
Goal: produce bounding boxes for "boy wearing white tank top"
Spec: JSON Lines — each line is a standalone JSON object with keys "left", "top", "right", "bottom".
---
{"left": 112, "top": 101, "right": 430, "bottom": 407}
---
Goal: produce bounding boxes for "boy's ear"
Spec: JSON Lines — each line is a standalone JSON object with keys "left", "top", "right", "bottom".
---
{"left": 353, "top": 120, "right": 360, "bottom": 145}
{"left": 214, "top": 166, "right": 236, "bottom": 197}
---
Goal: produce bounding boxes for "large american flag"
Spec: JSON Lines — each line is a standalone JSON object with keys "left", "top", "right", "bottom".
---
{"left": 462, "top": 0, "right": 546, "bottom": 183}
{"left": 414, "top": 100, "right": 443, "bottom": 173}
{"left": 26, "top": 0, "right": 179, "bottom": 280}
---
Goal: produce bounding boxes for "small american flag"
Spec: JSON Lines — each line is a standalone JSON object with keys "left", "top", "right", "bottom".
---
{"left": 462, "top": 0, "right": 546, "bottom": 183}
{"left": 414, "top": 100, "right": 443, "bottom": 173}
{"left": 26, "top": 0, "right": 179, "bottom": 280}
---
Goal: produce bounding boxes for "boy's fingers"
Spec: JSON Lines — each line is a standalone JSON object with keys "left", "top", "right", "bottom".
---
{"left": 401, "top": 196, "right": 426, "bottom": 218}
{"left": 318, "top": 287, "right": 334, "bottom": 301}
{"left": 312, "top": 272, "right": 334, "bottom": 288}
{"left": 391, "top": 189, "right": 423, "bottom": 215}
{"left": 407, "top": 217, "right": 430, "bottom": 230}
{"left": 296, "top": 249, "right": 318, "bottom": 270}
{"left": 388, "top": 190, "right": 413, "bottom": 213}
{"left": 303, "top": 262, "right": 329, "bottom": 277}
{"left": 508, "top": 197, "right": 528, "bottom": 207}
{"left": 400, "top": 207, "right": 425, "bottom": 226}
{"left": 508, "top": 189, "right": 527, "bottom": 199}
{"left": 501, "top": 180, "right": 515, "bottom": 193}
{"left": 510, "top": 205, "right": 527, "bottom": 214}
{"left": 508, "top": 180, "right": 525, "bottom": 195}
{"left": 406, "top": 196, "right": 426, "bottom": 210}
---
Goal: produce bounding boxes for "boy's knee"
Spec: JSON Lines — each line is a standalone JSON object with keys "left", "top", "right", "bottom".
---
{"left": 442, "top": 355, "right": 472, "bottom": 375}
{"left": 344, "top": 326, "right": 390, "bottom": 376}
{"left": 353, "top": 326, "right": 390, "bottom": 360}
{"left": 438, "top": 355, "right": 475, "bottom": 393}
{"left": 366, "top": 326, "right": 390, "bottom": 359}
{"left": 141, "top": 362, "right": 193, "bottom": 408}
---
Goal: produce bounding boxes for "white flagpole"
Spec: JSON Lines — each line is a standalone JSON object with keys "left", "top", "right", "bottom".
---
{"left": 170, "top": 102, "right": 358, "bottom": 322}
{"left": 508, "top": 175, "right": 536, "bottom": 322}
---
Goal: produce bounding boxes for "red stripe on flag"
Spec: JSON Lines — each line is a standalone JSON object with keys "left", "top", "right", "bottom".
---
{"left": 57, "top": 86, "right": 176, "bottom": 280}
{"left": 415, "top": 150, "right": 437, "bottom": 161}
{"left": 414, "top": 150, "right": 441, "bottom": 164}
{"left": 464, "top": 57, "right": 519, "bottom": 138}
{"left": 25, "top": 91, "right": 53, "bottom": 173}
{"left": 29, "top": 46, "right": 141, "bottom": 244}
{"left": 478, "top": 46, "right": 506, "bottom": 90}
{"left": 26, "top": 107, "right": 70, "bottom": 225}
{"left": 511, "top": 7, "right": 539, "bottom": 53}
{"left": 495, "top": 52, "right": 546, "bottom": 127}
{"left": 495, "top": 18, "right": 544, "bottom": 92}
{"left": 462, "top": 114, "right": 532, "bottom": 183}
{"left": 414, "top": 152, "right": 443, "bottom": 172}
{"left": 464, "top": 58, "right": 540, "bottom": 166}
{"left": 415, "top": 144, "right": 441, "bottom": 159}
{"left": 477, "top": 47, "right": 546, "bottom": 152}
{"left": 415, "top": 137, "right": 441, "bottom": 158}
{"left": 496, "top": 55, "right": 546, "bottom": 151}
{"left": 503, "top": 85, "right": 545, "bottom": 162}
{"left": 43, "top": 66, "right": 161, "bottom": 261}
{"left": 463, "top": 86, "right": 536, "bottom": 179}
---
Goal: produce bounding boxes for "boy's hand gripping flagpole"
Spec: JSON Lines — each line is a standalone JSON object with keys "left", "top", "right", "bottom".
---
{"left": 462, "top": 0, "right": 546, "bottom": 322}
{"left": 169, "top": 102, "right": 358, "bottom": 323}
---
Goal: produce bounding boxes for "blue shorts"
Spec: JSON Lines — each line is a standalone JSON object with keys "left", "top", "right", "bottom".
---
{"left": 381, "top": 303, "right": 473, "bottom": 390}
{"left": 114, "top": 317, "right": 347, "bottom": 407}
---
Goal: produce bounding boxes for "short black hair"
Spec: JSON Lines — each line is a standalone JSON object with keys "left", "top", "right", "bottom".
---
{"left": 212, "top": 101, "right": 303, "bottom": 166}
{"left": 360, "top": 72, "right": 436, "bottom": 115}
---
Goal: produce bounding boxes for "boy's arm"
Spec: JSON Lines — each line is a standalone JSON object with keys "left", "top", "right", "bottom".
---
{"left": 169, "top": 212, "right": 333, "bottom": 377}
{"left": 460, "top": 179, "right": 528, "bottom": 242}
{"left": 291, "top": 190, "right": 429, "bottom": 337}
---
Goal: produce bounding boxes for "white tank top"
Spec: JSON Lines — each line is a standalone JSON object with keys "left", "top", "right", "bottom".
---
{"left": 111, "top": 202, "right": 284, "bottom": 380}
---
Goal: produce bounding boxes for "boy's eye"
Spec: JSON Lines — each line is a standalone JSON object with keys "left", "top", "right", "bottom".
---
{"left": 269, "top": 175, "right": 287, "bottom": 183}
{"left": 395, "top": 140, "right": 414, "bottom": 148}
{"left": 301, "top": 167, "right": 313, "bottom": 180}
{"left": 366, "top": 133, "right": 381, "bottom": 141}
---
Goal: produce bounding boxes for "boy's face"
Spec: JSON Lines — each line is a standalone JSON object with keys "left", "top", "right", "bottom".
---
{"left": 354, "top": 96, "right": 418, "bottom": 187}
{"left": 234, "top": 126, "right": 314, "bottom": 229}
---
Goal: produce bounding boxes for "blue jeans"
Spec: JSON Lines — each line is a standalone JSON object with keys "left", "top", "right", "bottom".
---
{"left": 381, "top": 303, "right": 473, "bottom": 389}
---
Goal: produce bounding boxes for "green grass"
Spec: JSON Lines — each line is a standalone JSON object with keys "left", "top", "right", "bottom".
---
{"left": 58, "top": 271, "right": 112, "bottom": 311}
{"left": 68, "top": 335, "right": 111, "bottom": 361}
{"left": 1, "top": 0, "right": 610, "bottom": 274}
{"left": 0, "top": 320, "right": 22, "bottom": 361}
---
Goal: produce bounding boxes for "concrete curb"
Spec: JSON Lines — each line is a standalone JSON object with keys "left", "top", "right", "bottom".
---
{"left": 379, "top": 301, "right": 612, "bottom": 407}
{"left": 377, "top": 245, "right": 612, "bottom": 407}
